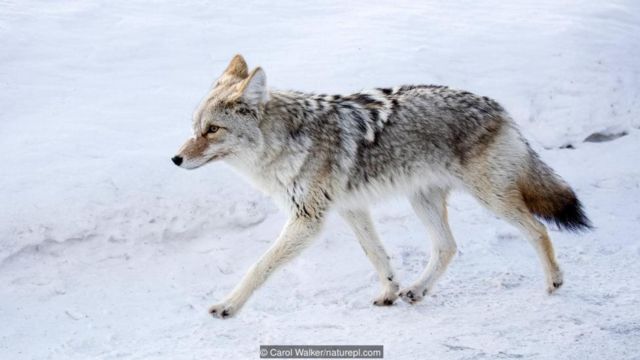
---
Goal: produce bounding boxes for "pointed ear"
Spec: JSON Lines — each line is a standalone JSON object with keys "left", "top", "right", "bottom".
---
{"left": 238, "top": 67, "right": 268, "bottom": 105}
{"left": 222, "top": 54, "right": 248, "bottom": 79}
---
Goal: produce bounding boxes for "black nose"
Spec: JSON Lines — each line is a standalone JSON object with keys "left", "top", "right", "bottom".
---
{"left": 171, "top": 156, "right": 183, "bottom": 166}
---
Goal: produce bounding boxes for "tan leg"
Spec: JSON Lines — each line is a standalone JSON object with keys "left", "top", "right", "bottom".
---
{"left": 208, "top": 215, "right": 323, "bottom": 318}
{"left": 340, "top": 208, "right": 399, "bottom": 306}
{"left": 515, "top": 215, "right": 563, "bottom": 293}
{"left": 469, "top": 182, "right": 563, "bottom": 293}
{"left": 399, "top": 188, "right": 458, "bottom": 304}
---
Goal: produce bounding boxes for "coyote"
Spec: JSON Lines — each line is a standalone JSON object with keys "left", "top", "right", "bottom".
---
{"left": 172, "top": 55, "right": 591, "bottom": 318}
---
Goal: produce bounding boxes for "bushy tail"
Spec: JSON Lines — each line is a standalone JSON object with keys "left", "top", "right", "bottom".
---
{"left": 517, "top": 150, "right": 592, "bottom": 232}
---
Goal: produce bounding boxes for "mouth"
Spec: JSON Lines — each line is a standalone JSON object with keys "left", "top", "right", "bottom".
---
{"left": 206, "top": 151, "right": 231, "bottom": 164}
{"left": 176, "top": 152, "right": 231, "bottom": 170}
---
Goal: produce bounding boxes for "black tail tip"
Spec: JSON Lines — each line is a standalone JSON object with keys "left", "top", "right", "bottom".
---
{"left": 551, "top": 197, "right": 593, "bottom": 232}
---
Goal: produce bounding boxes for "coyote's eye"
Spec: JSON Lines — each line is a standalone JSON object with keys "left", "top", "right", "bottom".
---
{"left": 207, "top": 125, "right": 220, "bottom": 134}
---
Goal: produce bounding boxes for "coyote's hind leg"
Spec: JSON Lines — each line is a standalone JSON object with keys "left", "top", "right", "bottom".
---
{"left": 399, "top": 189, "right": 457, "bottom": 304}
{"left": 467, "top": 180, "right": 563, "bottom": 293}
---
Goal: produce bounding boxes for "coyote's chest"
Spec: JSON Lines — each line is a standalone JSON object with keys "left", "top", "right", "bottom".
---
{"left": 231, "top": 150, "right": 311, "bottom": 211}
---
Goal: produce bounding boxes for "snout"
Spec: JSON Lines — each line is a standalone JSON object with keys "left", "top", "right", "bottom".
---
{"left": 173, "top": 135, "right": 223, "bottom": 170}
{"left": 171, "top": 155, "right": 183, "bottom": 166}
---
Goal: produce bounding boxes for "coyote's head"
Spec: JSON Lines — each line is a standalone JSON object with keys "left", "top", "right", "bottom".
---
{"left": 172, "top": 54, "right": 267, "bottom": 169}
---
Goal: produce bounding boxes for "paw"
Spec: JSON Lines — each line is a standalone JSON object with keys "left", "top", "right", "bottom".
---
{"left": 208, "top": 302, "right": 236, "bottom": 319}
{"left": 398, "top": 286, "right": 427, "bottom": 304}
{"left": 547, "top": 269, "right": 564, "bottom": 294}
{"left": 373, "top": 288, "right": 399, "bottom": 306}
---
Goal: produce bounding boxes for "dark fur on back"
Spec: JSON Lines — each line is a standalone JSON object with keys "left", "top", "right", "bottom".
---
{"left": 263, "top": 85, "right": 509, "bottom": 197}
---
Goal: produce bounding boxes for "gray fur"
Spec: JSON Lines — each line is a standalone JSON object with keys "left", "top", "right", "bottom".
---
{"left": 173, "top": 55, "right": 588, "bottom": 318}
{"left": 223, "top": 85, "right": 512, "bottom": 216}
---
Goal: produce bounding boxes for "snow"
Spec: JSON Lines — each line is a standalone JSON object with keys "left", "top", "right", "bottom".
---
{"left": 1, "top": 0, "right": 639, "bottom": 359}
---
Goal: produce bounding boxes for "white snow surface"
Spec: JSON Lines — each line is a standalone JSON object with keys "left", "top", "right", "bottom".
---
{"left": 1, "top": 1, "right": 640, "bottom": 359}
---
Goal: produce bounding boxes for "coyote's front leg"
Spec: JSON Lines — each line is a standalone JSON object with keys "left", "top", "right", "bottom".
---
{"left": 209, "top": 215, "right": 323, "bottom": 318}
